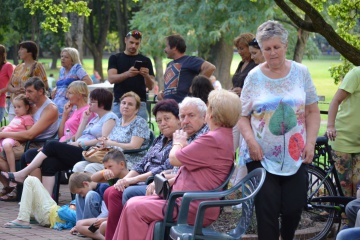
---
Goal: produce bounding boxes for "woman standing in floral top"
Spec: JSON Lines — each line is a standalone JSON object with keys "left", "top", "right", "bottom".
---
{"left": 7, "top": 41, "right": 49, "bottom": 121}
{"left": 239, "top": 20, "right": 320, "bottom": 240}
{"left": 53, "top": 47, "right": 92, "bottom": 120}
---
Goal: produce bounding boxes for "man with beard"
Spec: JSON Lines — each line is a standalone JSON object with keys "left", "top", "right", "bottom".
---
{"left": 107, "top": 30, "right": 155, "bottom": 120}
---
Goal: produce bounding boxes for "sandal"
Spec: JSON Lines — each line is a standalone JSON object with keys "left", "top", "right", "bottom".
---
{"left": 0, "top": 188, "right": 17, "bottom": 202}
{"left": 0, "top": 186, "right": 15, "bottom": 197}
{"left": 0, "top": 171, "right": 23, "bottom": 184}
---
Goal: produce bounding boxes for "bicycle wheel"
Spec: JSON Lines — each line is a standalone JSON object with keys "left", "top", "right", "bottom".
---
{"left": 295, "top": 165, "right": 337, "bottom": 240}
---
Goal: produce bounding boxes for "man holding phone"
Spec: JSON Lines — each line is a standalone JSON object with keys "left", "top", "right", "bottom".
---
{"left": 108, "top": 30, "right": 155, "bottom": 120}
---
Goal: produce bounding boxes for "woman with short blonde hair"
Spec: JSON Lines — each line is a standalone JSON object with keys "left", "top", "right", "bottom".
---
{"left": 53, "top": 47, "right": 92, "bottom": 121}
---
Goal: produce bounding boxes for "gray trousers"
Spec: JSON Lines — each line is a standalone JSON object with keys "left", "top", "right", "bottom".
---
{"left": 346, "top": 198, "right": 360, "bottom": 227}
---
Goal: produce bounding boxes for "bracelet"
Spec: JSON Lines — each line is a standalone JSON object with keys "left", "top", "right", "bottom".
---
{"left": 102, "top": 170, "right": 105, "bottom": 177}
{"left": 173, "top": 142, "right": 184, "bottom": 148}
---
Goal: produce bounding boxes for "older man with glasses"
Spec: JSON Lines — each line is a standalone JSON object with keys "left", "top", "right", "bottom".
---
{"left": 107, "top": 30, "right": 155, "bottom": 120}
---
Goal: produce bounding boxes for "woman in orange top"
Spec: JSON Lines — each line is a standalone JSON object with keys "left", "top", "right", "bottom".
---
{"left": 7, "top": 41, "right": 49, "bottom": 121}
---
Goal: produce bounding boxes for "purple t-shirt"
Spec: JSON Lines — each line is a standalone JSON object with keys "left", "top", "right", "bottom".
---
{"left": 163, "top": 55, "right": 204, "bottom": 103}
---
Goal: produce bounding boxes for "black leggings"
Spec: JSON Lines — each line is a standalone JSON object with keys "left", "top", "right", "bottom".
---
{"left": 21, "top": 141, "right": 84, "bottom": 176}
{"left": 246, "top": 161, "right": 308, "bottom": 240}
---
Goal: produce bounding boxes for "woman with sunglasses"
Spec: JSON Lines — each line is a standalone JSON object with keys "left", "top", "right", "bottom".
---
{"left": 249, "top": 38, "right": 265, "bottom": 64}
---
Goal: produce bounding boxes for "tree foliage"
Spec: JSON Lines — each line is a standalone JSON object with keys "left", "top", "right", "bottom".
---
{"left": 273, "top": 0, "right": 360, "bottom": 83}
{"left": 21, "top": 0, "right": 91, "bottom": 32}
{"left": 130, "top": 0, "right": 274, "bottom": 88}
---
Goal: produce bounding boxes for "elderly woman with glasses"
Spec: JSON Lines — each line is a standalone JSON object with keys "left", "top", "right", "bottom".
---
{"left": 238, "top": 20, "right": 320, "bottom": 240}
{"left": 102, "top": 99, "right": 180, "bottom": 239}
{"left": 111, "top": 89, "right": 241, "bottom": 240}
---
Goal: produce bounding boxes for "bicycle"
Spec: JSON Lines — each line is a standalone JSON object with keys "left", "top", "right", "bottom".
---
{"left": 296, "top": 135, "right": 355, "bottom": 240}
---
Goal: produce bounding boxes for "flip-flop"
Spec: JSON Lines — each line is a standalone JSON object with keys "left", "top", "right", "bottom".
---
{"left": 4, "top": 221, "right": 32, "bottom": 229}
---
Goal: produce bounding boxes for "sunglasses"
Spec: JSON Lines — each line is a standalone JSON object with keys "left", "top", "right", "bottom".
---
{"left": 249, "top": 38, "right": 260, "bottom": 49}
{"left": 126, "top": 30, "right": 142, "bottom": 39}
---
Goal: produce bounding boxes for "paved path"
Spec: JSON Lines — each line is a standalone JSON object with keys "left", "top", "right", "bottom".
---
{"left": 0, "top": 183, "right": 91, "bottom": 240}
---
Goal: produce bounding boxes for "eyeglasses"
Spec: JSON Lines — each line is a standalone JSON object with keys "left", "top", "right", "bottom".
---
{"left": 126, "top": 30, "right": 142, "bottom": 39}
{"left": 156, "top": 116, "right": 172, "bottom": 125}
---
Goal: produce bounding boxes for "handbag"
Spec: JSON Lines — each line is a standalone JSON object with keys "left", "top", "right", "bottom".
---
{"left": 82, "top": 146, "right": 111, "bottom": 163}
{"left": 154, "top": 173, "right": 171, "bottom": 200}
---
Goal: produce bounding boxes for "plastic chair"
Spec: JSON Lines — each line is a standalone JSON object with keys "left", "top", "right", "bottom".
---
{"left": 169, "top": 168, "right": 266, "bottom": 240}
{"left": 153, "top": 164, "right": 236, "bottom": 240}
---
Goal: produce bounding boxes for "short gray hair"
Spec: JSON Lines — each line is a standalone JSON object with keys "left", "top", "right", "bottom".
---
{"left": 256, "top": 20, "right": 288, "bottom": 49}
{"left": 179, "top": 97, "right": 207, "bottom": 118}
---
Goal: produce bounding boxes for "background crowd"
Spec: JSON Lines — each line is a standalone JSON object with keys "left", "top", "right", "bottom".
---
{"left": 0, "top": 18, "right": 359, "bottom": 240}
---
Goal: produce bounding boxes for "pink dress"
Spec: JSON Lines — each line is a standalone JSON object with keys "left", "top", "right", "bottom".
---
{"left": 1, "top": 115, "right": 34, "bottom": 146}
{"left": 111, "top": 127, "right": 234, "bottom": 240}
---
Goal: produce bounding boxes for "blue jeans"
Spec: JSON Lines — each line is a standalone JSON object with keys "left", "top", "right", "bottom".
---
{"left": 122, "top": 184, "right": 147, "bottom": 205}
{"left": 112, "top": 101, "right": 148, "bottom": 121}
{"left": 75, "top": 190, "right": 102, "bottom": 221}
{"left": 336, "top": 228, "right": 360, "bottom": 240}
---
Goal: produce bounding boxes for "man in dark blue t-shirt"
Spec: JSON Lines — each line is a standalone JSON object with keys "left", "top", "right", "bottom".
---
{"left": 108, "top": 30, "right": 155, "bottom": 120}
{"left": 158, "top": 34, "right": 216, "bottom": 103}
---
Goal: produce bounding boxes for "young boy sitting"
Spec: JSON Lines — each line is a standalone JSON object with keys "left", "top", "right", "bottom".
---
{"left": 91, "top": 149, "right": 129, "bottom": 185}
{"left": 3, "top": 172, "right": 103, "bottom": 229}
{"left": 69, "top": 172, "right": 109, "bottom": 222}
{"left": 71, "top": 150, "right": 128, "bottom": 239}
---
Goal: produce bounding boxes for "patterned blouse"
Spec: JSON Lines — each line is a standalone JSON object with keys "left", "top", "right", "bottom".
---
{"left": 239, "top": 61, "right": 318, "bottom": 176}
{"left": 10, "top": 62, "right": 47, "bottom": 99}
{"left": 54, "top": 64, "right": 88, "bottom": 119}
{"left": 133, "top": 134, "right": 173, "bottom": 175}
{"left": 108, "top": 116, "right": 150, "bottom": 169}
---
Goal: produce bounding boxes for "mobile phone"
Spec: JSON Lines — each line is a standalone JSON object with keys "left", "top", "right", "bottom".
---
{"left": 134, "top": 60, "right": 143, "bottom": 70}
{"left": 88, "top": 223, "right": 99, "bottom": 233}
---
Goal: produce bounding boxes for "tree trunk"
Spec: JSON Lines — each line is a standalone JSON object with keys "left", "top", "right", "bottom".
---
{"left": 208, "top": 37, "right": 233, "bottom": 89}
{"left": 64, "top": 12, "right": 85, "bottom": 61}
{"left": 115, "top": 0, "right": 128, "bottom": 51}
{"left": 83, "top": 0, "right": 111, "bottom": 81}
{"left": 153, "top": 56, "right": 164, "bottom": 87}
{"left": 50, "top": 52, "right": 58, "bottom": 69}
{"left": 293, "top": 14, "right": 311, "bottom": 63}
{"left": 11, "top": 44, "right": 19, "bottom": 65}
